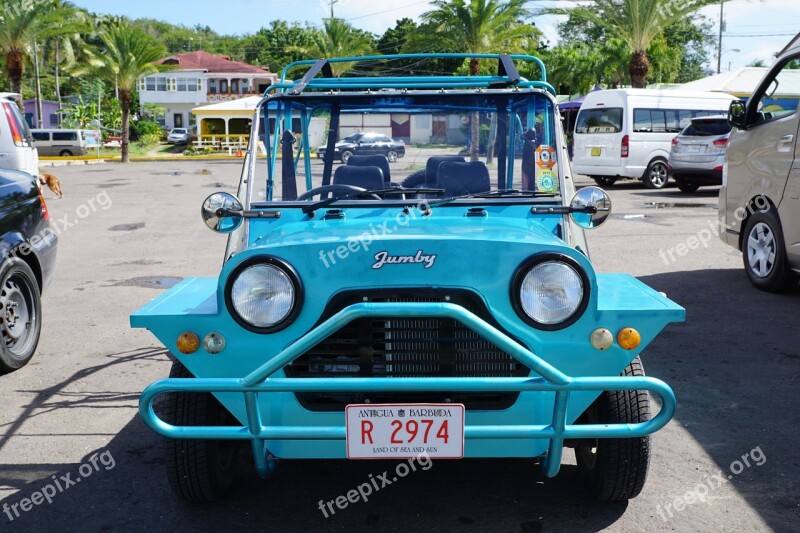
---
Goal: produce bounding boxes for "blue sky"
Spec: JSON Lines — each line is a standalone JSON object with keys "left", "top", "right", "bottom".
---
{"left": 71, "top": 0, "right": 800, "bottom": 72}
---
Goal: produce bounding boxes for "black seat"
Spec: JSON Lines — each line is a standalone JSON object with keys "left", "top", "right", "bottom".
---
{"left": 332, "top": 165, "right": 385, "bottom": 191}
{"left": 348, "top": 155, "right": 391, "bottom": 184}
{"left": 425, "top": 155, "right": 465, "bottom": 187}
{"left": 436, "top": 161, "right": 491, "bottom": 197}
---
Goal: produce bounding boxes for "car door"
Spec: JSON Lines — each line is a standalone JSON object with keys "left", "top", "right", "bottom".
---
{"left": 726, "top": 56, "right": 800, "bottom": 241}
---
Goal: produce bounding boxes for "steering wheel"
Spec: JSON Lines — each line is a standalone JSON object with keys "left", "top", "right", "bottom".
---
{"left": 297, "top": 184, "right": 381, "bottom": 201}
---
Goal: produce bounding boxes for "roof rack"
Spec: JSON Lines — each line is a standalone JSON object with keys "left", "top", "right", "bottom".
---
{"left": 269, "top": 53, "right": 555, "bottom": 96}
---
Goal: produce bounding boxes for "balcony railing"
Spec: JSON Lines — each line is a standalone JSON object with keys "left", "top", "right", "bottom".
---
{"left": 206, "top": 92, "right": 261, "bottom": 102}
{"left": 196, "top": 134, "right": 250, "bottom": 149}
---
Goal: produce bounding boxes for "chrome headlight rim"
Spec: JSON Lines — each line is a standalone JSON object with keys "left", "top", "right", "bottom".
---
{"left": 510, "top": 253, "right": 590, "bottom": 331}
{"left": 224, "top": 256, "right": 303, "bottom": 333}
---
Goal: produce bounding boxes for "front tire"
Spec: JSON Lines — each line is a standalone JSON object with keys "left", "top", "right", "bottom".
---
{"left": 0, "top": 258, "right": 42, "bottom": 373}
{"left": 575, "top": 357, "right": 651, "bottom": 501}
{"left": 59, "top": 150, "right": 72, "bottom": 157}
{"left": 642, "top": 159, "right": 668, "bottom": 189}
{"left": 386, "top": 150, "right": 399, "bottom": 163}
{"left": 742, "top": 209, "right": 797, "bottom": 292}
{"left": 163, "top": 360, "right": 239, "bottom": 502}
{"left": 592, "top": 176, "right": 617, "bottom": 187}
{"left": 340, "top": 150, "right": 353, "bottom": 164}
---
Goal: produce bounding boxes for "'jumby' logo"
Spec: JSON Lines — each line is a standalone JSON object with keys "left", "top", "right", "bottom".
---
{"left": 372, "top": 250, "right": 436, "bottom": 269}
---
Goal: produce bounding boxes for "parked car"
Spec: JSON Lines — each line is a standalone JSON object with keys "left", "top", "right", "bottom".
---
{"left": 317, "top": 132, "right": 405, "bottom": 163}
{"left": 132, "top": 53, "right": 684, "bottom": 504}
{"left": 0, "top": 93, "right": 38, "bottom": 175}
{"left": 667, "top": 115, "right": 732, "bottom": 193}
{"left": 572, "top": 89, "right": 735, "bottom": 189}
{"left": 721, "top": 31, "right": 800, "bottom": 292}
{"left": 30, "top": 128, "right": 89, "bottom": 156}
{"left": 167, "top": 128, "right": 192, "bottom": 145}
{"left": 0, "top": 168, "right": 57, "bottom": 372}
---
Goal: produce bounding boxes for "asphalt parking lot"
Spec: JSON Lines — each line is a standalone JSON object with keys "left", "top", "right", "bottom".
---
{"left": 1, "top": 160, "right": 798, "bottom": 532}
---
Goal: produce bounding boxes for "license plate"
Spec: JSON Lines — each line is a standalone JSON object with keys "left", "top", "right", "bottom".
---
{"left": 345, "top": 403, "right": 465, "bottom": 459}
{"left": 590, "top": 147, "right": 601, "bottom": 156}
{"left": 687, "top": 145, "right": 702, "bottom": 153}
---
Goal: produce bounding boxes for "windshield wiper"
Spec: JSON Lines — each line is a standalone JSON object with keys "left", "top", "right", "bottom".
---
{"left": 301, "top": 187, "right": 446, "bottom": 215}
{"left": 427, "top": 189, "right": 557, "bottom": 208}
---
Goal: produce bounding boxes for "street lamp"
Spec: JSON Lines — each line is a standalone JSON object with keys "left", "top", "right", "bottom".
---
{"left": 721, "top": 48, "right": 741, "bottom": 72}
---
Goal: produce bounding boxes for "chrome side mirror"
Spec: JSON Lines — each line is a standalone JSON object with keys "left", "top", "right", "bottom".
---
{"left": 570, "top": 186, "right": 611, "bottom": 229}
{"left": 201, "top": 192, "right": 243, "bottom": 233}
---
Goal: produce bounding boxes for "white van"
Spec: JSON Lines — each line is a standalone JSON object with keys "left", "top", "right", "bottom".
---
{"left": 0, "top": 93, "right": 38, "bottom": 175}
{"left": 30, "top": 128, "right": 88, "bottom": 156}
{"left": 572, "top": 89, "right": 736, "bottom": 189}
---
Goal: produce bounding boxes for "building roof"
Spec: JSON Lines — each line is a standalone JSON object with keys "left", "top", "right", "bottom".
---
{"left": 157, "top": 50, "right": 271, "bottom": 75}
{"left": 679, "top": 67, "right": 800, "bottom": 97}
{"left": 192, "top": 95, "right": 263, "bottom": 116}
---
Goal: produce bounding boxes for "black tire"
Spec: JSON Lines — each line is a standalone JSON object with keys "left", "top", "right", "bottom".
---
{"left": 59, "top": 150, "right": 72, "bottom": 157}
{"left": 575, "top": 357, "right": 651, "bottom": 501}
{"left": 675, "top": 179, "right": 700, "bottom": 193}
{"left": 0, "top": 258, "right": 42, "bottom": 373}
{"left": 340, "top": 150, "right": 353, "bottom": 164}
{"left": 742, "top": 209, "right": 798, "bottom": 292}
{"left": 386, "top": 150, "right": 399, "bottom": 163}
{"left": 162, "top": 360, "right": 239, "bottom": 503}
{"left": 592, "top": 176, "right": 617, "bottom": 187}
{"left": 642, "top": 159, "right": 668, "bottom": 189}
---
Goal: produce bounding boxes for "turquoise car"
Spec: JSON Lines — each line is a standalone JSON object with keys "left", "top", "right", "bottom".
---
{"left": 132, "top": 54, "right": 684, "bottom": 503}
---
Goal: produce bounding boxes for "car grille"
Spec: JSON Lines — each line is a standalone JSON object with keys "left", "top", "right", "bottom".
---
{"left": 285, "top": 290, "right": 529, "bottom": 411}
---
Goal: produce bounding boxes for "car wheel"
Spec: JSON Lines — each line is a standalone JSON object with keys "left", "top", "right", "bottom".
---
{"left": 59, "top": 150, "right": 72, "bottom": 157}
{"left": 162, "top": 360, "right": 239, "bottom": 502}
{"left": 575, "top": 357, "right": 650, "bottom": 501}
{"left": 0, "top": 258, "right": 42, "bottom": 373}
{"left": 341, "top": 150, "right": 353, "bottom": 164}
{"left": 642, "top": 159, "right": 668, "bottom": 189}
{"left": 386, "top": 150, "right": 399, "bottom": 163}
{"left": 742, "top": 209, "right": 797, "bottom": 292}
{"left": 675, "top": 179, "right": 700, "bottom": 193}
{"left": 592, "top": 176, "right": 617, "bottom": 187}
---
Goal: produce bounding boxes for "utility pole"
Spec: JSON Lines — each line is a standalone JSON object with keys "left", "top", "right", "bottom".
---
{"left": 717, "top": 0, "right": 725, "bottom": 74}
{"left": 33, "top": 39, "right": 43, "bottom": 128}
{"left": 329, "top": 0, "right": 339, "bottom": 19}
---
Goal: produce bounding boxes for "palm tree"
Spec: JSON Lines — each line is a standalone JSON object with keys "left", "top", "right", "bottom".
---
{"left": 80, "top": 23, "right": 166, "bottom": 163}
{"left": 292, "top": 19, "right": 374, "bottom": 77}
{"left": 0, "top": 0, "right": 50, "bottom": 107}
{"left": 38, "top": 1, "right": 92, "bottom": 107}
{"left": 407, "top": 0, "right": 540, "bottom": 160}
{"left": 548, "top": 0, "right": 715, "bottom": 88}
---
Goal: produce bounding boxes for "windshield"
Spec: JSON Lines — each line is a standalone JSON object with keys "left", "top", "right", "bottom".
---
{"left": 246, "top": 90, "right": 561, "bottom": 206}
{"left": 682, "top": 118, "right": 731, "bottom": 137}
{"left": 172, "top": 129, "right": 187, "bottom": 134}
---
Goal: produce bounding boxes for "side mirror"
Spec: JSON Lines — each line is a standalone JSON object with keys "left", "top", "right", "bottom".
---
{"left": 728, "top": 100, "right": 747, "bottom": 129}
{"left": 201, "top": 192, "right": 243, "bottom": 233}
{"left": 570, "top": 186, "right": 611, "bottom": 229}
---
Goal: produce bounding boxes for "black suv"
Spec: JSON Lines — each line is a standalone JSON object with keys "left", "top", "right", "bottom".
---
{"left": 317, "top": 132, "right": 405, "bottom": 163}
{"left": 0, "top": 169, "right": 57, "bottom": 373}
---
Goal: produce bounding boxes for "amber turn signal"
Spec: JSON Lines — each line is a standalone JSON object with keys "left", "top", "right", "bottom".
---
{"left": 176, "top": 332, "right": 200, "bottom": 354}
{"left": 617, "top": 328, "right": 641, "bottom": 350}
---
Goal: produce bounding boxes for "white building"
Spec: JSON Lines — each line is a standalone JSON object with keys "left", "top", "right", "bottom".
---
{"left": 138, "top": 50, "right": 278, "bottom": 130}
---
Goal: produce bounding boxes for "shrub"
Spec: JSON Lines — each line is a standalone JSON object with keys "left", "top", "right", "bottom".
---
{"left": 131, "top": 120, "right": 163, "bottom": 141}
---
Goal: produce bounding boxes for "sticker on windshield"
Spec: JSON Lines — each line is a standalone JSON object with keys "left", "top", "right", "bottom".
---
{"left": 536, "top": 169, "right": 558, "bottom": 193}
{"left": 535, "top": 145, "right": 556, "bottom": 169}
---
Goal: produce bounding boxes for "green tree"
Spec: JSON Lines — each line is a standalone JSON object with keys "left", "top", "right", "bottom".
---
{"left": 290, "top": 19, "right": 374, "bottom": 77}
{"left": 241, "top": 21, "right": 315, "bottom": 74}
{"left": 548, "top": 0, "right": 715, "bottom": 88}
{"left": 406, "top": 0, "right": 540, "bottom": 160}
{"left": 0, "top": 0, "right": 50, "bottom": 106}
{"left": 80, "top": 23, "right": 167, "bottom": 162}
{"left": 38, "top": 1, "right": 92, "bottom": 106}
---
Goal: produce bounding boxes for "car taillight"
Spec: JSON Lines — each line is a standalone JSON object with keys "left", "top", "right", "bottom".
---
{"left": 38, "top": 191, "right": 50, "bottom": 222}
{"left": 621, "top": 135, "right": 629, "bottom": 158}
{"left": 713, "top": 138, "right": 728, "bottom": 149}
{"left": 671, "top": 137, "right": 679, "bottom": 146}
{"left": 3, "top": 103, "right": 24, "bottom": 147}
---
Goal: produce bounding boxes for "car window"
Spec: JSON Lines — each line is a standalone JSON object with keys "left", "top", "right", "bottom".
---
{"left": 342, "top": 134, "right": 362, "bottom": 142}
{"left": 173, "top": 129, "right": 187, "bottom": 134}
{"left": 750, "top": 58, "right": 800, "bottom": 124}
{"left": 575, "top": 108, "right": 622, "bottom": 134}
{"left": 52, "top": 131, "right": 77, "bottom": 141}
{"left": 32, "top": 131, "right": 50, "bottom": 141}
{"left": 682, "top": 119, "right": 731, "bottom": 136}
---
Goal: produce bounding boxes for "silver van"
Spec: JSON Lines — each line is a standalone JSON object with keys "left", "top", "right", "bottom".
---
{"left": 0, "top": 93, "right": 38, "bottom": 175}
{"left": 30, "top": 129, "right": 88, "bottom": 156}
{"left": 721, "top": 32, "right": 800, "bottom": 292}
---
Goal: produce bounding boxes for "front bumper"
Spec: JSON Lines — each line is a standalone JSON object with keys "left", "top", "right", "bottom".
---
{"left": 136, "top": 288, "right": 680, "bottom": 479}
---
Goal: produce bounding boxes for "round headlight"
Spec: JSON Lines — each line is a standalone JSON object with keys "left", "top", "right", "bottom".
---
{"left": 229, "top": 263, "right": 297, "bottom": 330}
{"left": 518, "top": 260, "right": 585, "bottom": 327}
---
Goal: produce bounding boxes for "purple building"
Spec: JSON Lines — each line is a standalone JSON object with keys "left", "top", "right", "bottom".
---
{"left": 22, "top": 99, "right": 63, "bottom": 128}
